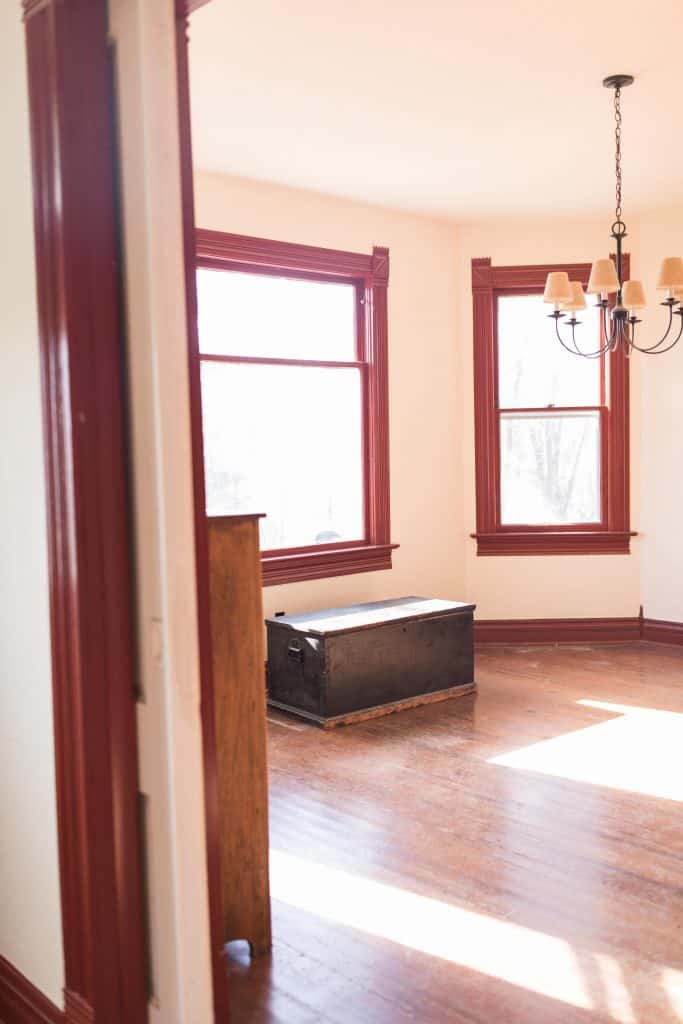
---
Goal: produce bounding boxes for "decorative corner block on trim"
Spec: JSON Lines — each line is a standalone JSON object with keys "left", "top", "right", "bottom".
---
{"left": 262, "top": 543, "right": 398, "bottom": 586}
{"left": 472, "top": 531, "right": 635, "bottom": 556}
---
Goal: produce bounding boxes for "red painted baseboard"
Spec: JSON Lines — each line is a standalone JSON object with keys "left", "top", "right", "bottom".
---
{"left": 475, "top": 615, "right": 683, "bottom": 647}
{"left": 641, "top": 617, "right": 683, "bottom": 646}
{"left": 0, "top": 956, "right": 63, "bottom": 1024}
{"left": 474, "top": 616, "right": 641, "bottom": 645}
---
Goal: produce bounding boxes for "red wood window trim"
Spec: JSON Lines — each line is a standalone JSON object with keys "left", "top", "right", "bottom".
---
{"left": 471, "top": 257, "right": 633, "bottom": 556}
{"left": 195, "top": 229, "right": 396, "bottom": 585}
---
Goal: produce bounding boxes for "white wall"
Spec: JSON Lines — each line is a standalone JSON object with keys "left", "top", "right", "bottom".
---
{"left": 638, "top": 204, "right": 683, "bottom": 622}
{"left": 109, "top": 1, "right": 215, "bottom": 1021}
{"left": 0, "top": 1, "right": 64, "bottom": 1008}
{"left": 456, "top": 217, "right": 642, "bottom": 619}
{"left": 194, "top": 171, "right": 467, "bottom": 620}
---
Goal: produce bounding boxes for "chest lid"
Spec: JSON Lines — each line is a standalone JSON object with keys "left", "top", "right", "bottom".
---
{"left": 266, "top": 596, "right": 475, "bottom": 638}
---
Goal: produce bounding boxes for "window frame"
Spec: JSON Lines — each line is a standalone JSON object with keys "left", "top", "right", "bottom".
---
{"left": 196, "top": 228, "right": 396, "bottom": 585}
{"left": 471, "top": 257, "right": 632, "bottom": 556}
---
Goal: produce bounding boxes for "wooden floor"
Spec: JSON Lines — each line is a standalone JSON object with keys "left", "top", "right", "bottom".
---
{"left": 227, "top": 643, "right": 683, "bottom": 1023}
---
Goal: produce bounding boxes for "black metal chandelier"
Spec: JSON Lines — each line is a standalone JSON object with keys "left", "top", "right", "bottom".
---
{"left": 544, "top": 74, "right": 683, "bottom": 358}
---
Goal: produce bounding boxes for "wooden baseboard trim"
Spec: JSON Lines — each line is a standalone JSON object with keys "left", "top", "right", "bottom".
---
{"left": 641, "top": 617, "right": 683, "bottom": 646}
{"left": 268, "top": 683, "right": 477, "bottom": 729}
{"left": 0, "top": 956, "right": 64, "bottom": 1024}
{"left": 474, "top": 617, "right": 641, "bottom": 646}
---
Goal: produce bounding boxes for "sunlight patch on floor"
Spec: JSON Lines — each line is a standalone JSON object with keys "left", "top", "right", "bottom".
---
{"left": 488, "top": 700, "right": 683, "bottom": 802}
{"left": 270, "top": 849, "right": 656, "bottom": 1019}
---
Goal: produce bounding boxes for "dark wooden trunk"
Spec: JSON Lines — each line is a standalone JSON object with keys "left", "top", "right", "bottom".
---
{"left": 266, "top": 597, "right": 476, "bottom": 728}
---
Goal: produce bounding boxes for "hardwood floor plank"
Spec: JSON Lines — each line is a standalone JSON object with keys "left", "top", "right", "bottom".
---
{"left": 227, "top": 643, "right": 683, "bottom": 1022}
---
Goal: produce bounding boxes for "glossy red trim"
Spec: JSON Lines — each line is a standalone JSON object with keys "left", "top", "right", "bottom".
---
{"left": 174, "top": 5, "right": 231, "bottom": 1022}
{"left": 196, "top": 230, "right": 394, "bottom": 586}
{"left": 475, "top": 616, "right": 641, "bottom": 644}
{"left": 21, "top": 1, "right": 148, "bottom": 1021}
{"left": 263, "top": 543, "right": 398, "bottom": 586}
{"left": 472, "top": 531, "right": 635, "bottom": 556}
{"left": 641, "top": 618, "right": 683, "bottom": 646}
{"left": 0, "top": 956, "right": 64, "bottom": 1024}
{"left": 472, "top": 257, "right": 632, "bottom": 556}
{"left": 196, "top": 227, "right": 375, "bottom": 280}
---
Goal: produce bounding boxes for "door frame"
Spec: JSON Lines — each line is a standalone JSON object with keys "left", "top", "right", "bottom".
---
{"left": 174, "top": 1, "right": 232, "bottom": 1020}
{"left": 21, "top": 1, "right": 148, "bottom": 1020}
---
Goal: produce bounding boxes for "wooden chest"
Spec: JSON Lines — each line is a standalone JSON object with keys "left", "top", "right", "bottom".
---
{"left": 266, "top": 596, "right": 476, "bottom": 728}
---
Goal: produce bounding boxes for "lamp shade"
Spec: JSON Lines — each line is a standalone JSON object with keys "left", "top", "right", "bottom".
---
{"left": 561, "top": 281, "right": 587, "bottom": 312}
{"left": 587, "top": 258, "right": 620, "bottom": 295}
{"left": 656, "top": 257, "right": 683, "bottom": 291}
{"left": 543, "top": 271, "right": 572, "bottom": 305}
{"left": 622, "top": 280, "right": 646, "bottom": 310}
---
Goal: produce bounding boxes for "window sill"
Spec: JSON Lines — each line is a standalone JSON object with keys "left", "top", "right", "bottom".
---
{"left": 262, "top": 542, "right": 399, "bottom": 586}
{"left": 471, "top": 531, "right": 636, "bottom": 556}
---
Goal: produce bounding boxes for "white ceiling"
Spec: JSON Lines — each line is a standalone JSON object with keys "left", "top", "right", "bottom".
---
{"left": 188, "top": 0, "right": 683, "bottom": 220}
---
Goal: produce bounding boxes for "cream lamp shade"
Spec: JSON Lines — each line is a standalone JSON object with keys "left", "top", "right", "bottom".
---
{"left": 561, "top": 281, "right": 587, "bottom": 312}
{"left": 543, "top": 271, "right": 572, "bottom": 305}
{"left": 622, "top": 280, "right": 646, "bottom": 310}
{"left": 587, "top": 258, "right": 620, "bottom": 295}
{"left": 656, "top": 257, "right": 683, "bottom": 291}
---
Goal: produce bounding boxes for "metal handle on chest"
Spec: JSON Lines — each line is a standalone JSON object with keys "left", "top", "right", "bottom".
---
{"left": 287, "top": 641, "right": 305, "bottom": 664}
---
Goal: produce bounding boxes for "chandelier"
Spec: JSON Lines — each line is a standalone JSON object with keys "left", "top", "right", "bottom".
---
{"left": 544, "top": 74, "right": 683, "bottom": 357}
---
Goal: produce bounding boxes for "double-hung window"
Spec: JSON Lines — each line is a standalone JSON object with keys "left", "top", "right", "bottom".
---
{"left": 196, "top": 230, "right": 395, "bottom": 584}
{"left": 471, "top": 258, "right": 632, "bottom": 555}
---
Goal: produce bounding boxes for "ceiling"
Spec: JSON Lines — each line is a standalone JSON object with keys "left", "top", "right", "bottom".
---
{"left": 188, "top": 0, "right": 683, "bottom": 220}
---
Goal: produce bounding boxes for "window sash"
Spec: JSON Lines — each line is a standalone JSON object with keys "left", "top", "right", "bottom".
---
{"left": 496, "top": 406, "right": 607, "bottom": 531}
{"left": 470, "top": 256, "right": 631, "bottom": 556}
{"left": 198, "top": 276, "right": 369, "bottom": 555}
{"left": 195, "top": 231, "right": 393, "bottom": 583}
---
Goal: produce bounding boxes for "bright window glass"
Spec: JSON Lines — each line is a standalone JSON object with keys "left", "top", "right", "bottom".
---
{"left": 197, "top": 268, "right": 356, "bottom": 361}
{"left": 497, "top": 294, "right": 602, "bottom": 408}
{"left": 500, "top": 411, "right": 601, "bottom": 525}
{"left": 201, "top": 361, "right": 364, "bottom": 551}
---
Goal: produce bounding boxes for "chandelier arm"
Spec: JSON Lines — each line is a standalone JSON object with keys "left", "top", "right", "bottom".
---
{"left": 628, "top": 312, "right": 683, "bottom": 355}
{"left": 631, "top": 305, "right": 677, "bottom": 352}
{"left": 554, "top": 318, "right": 610, "bottom": 359}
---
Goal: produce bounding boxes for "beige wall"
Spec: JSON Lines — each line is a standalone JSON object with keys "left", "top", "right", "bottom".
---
{"left": 194, "top": 174, "right": 645, "bottom": 621}
{"left": 0, "top": 2, "right": 64, "bottom": 1008}
{"left": 194, "top": 171, "right": 467, "bottom": 619}
{"left": 638, "top": 203, "right": 683, "bottom": 622}
{"left": 456, "top": 217, "right": 642, "bottom": 619}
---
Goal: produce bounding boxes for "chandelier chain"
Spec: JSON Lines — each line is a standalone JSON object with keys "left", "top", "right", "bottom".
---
{"left": 614, "top": 85, "right": 622, "bottom": 222}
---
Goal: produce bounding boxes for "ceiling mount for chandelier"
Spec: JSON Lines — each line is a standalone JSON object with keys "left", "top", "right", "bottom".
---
{"left": 544, "top": 74, "right": 683, "bottom": 358}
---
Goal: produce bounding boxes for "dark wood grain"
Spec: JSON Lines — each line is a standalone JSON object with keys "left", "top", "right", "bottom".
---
{"left": 267, "top": 598, "right": 475, "bottom": 724}
{"left": 229, "top": 642, "right": 683, "bottom": 1023}
{"left": 208, "top": 516, "right": 272, "bottom": 957}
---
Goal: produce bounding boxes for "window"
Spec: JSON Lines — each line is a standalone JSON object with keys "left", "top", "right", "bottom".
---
{"left": 196, "top": 229, "right": 395, "bottom": 584}
{"left": 471, "top": 258, "right": 632, "bottom": 555}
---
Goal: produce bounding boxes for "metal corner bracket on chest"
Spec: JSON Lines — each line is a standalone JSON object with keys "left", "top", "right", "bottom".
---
{"left": 266, "top": 597, "right": 476, "bottom": 728}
